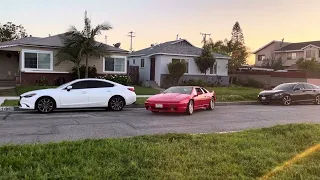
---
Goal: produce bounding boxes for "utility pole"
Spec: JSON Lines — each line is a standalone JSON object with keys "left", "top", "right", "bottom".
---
{"left": 200, "top": 33, "right": 211, "bottom": 44}
{"left": 128, "top": 31, "right": 135, "bottom": 52}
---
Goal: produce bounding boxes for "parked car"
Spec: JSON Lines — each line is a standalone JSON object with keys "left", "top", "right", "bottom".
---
{"left": 258, "top": 82, "right": 320, "bottom": 106}
{"left": 145, "top": 86, "right": 216, "bottom": 115}
{"left": 19, "top": 78, "right": 136, "bottom": 113}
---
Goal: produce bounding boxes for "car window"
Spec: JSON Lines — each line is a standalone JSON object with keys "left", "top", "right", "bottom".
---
{"left": 87, "top": 80, "right": 114, "bottom": 88}
{"left": 70, "top": 81, "right": 89, "bottom": 89}
{"left": 303, "top": 84, "right": 314, "bottom": 90}
{"left": 273, "top": 83, "right": 297, "bottom": 91}
{"left": 201, "top": 88, "right": 208, "bottom": 93}
{"left": 163, "top": 87, "right": 193, "bottom": 94}
{"left": 312, "top": 85, "right": 320, "bottom": 89}
{"left": 295, "top": 84, "right": 304, "bottom": 90}
{"left": 195, "top": 88, "right": 203, "bottom": 94}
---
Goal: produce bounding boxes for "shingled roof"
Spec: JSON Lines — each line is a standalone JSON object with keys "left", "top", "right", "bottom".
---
{"left": 276, "top": 40, "right": 320, "bottom": 51}
{"left": 129, "top": 39, "right": 230, "bottom": 59}
{"left": 0, "top": 34, "right": 129, "bottom": 53}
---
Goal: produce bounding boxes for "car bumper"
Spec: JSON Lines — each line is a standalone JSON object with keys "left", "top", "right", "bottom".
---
{"left": 125, "top": 95, "right": 136, "bottom": 106}
{"left": 19, "top": 96, "right": 36, "bottom": 110}
{"left": 258, "top": 95, "right": 283, "bottom": 103}
{"left": 145, "top": 102, "right": 187, "bottom": 113}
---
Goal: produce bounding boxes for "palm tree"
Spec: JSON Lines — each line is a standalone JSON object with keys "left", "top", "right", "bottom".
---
{"left": 64, "top": 11, "right": 112, "bottom": 78}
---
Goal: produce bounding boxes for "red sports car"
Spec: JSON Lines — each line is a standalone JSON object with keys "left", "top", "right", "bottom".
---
{"left": 145, "top": 86, "right": 216, "bottom": 115}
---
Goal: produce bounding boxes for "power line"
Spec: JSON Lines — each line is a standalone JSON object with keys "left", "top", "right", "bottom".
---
{"left": 128, "top": 31, "right": 136, "bottom": 52}
{"left": 200, "top": 33, "right": 211, "bottom": 44}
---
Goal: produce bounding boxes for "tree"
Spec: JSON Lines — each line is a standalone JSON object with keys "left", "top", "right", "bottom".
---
{"left": 229, "top": 22, "right": 248, "bottom": 84}
{"left": 167, "top": 61, "right": 186, "bottom": 85}
{"left": 261, "top": 55, "right": 284, "bottom": 70}
{"left": 209, "top": 38, "right": 234, "bottom": 56}
{"left": 0, "top": 22, "right": 28, "bottom": 42}
{"left": 55, "top": 36, "right": 84, "bottom": 79}
{"left": 296, "top": 58, "right": 320, "bottom": 72}
{"left": 65, "top": 11, "right": 112, "bottom": 78}
{"left": 195, "top": 43, "right": 216, "bottom": 75}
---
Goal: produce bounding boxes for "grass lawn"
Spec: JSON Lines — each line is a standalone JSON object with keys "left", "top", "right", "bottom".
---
{"left": 206, "top": 86, "right": 261, "bottom": 102}
{"left": 0, "top": 124, "right": 319, "bottom": 179}
{"left": 133, "top": 86, "right": 160, "bottom": 95}
{"left": 1, "top": 100, "right": 18, "bottom": 107}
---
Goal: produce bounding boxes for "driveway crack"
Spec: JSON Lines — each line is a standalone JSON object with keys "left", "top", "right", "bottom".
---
{"left": 2, "top": 112, "right": 11, "bottom": 121}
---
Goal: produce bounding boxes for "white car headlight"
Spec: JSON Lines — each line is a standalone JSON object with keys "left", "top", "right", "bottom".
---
{"left": 23, "top": 93, "right": 37, "bottom": 98}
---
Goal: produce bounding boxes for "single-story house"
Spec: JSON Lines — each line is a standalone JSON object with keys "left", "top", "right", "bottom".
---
{"left": 127, "top": 39, "right": 231, "bottom": 87}
{"left": 0, "top": 34, "right": 129, "bottom": 85}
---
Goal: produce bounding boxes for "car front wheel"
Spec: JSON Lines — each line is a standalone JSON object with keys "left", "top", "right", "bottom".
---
{"left": 109, "top": 96, "right": 125, "bottom": 111}
{"left": 186, "top": 100, "right": 194, "bottom": 115}
{"left": 282, "top": 95, "right": 292, "bottom": 106}
{"left": 36, "top": 97, "right": 55, "bottom": 113}
{"left": 315, "top": 95, "right": 320, "bottom": 105}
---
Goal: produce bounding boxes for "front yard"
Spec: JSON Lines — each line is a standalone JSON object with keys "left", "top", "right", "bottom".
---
{"left": 0, "top": 124, "right": 319, "bottom": 179}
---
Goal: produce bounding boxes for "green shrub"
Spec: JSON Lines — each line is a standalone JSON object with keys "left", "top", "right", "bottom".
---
{"left": 72, "top": 65, "right": 97, "bottom": 79}
{"left": 167, "top": 61, "right": 186, "bottom": 85}
{"left": 36, "top": 76, "right": 50, "bottom": 86}
{"left": 180, "top": 79, "right": 208, "bottom": 87}
{"left": 98, "top": 74, "right": 130, "bottom": 85}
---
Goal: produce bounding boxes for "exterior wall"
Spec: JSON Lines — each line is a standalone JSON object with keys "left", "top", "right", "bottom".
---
{"left": 255, "top": 42, "right": 290, "bottom": 66}
{"left": 307, "top": 79, "right": 320, "bottom": 86}
{"left": 0, "top": 51, "right": 19, "bottom": 80}
{"left": 303, "top": 46, "right": 320, "bottom": 61}
{"left": 275, "top": 51, "right": 304, "bottom": 67}
{"left": 19, "top": 72, "right": 73, "bottom": 86}
{"left": 127, "top": 56, "right": 150, "bottom": 81}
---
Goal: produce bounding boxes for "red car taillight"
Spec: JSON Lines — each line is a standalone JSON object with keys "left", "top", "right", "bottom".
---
{"left": 128, "top": 87, "right": 135, "bottom": 92}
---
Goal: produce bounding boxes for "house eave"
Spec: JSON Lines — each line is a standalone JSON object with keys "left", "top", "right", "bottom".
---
{"left": 253, "top": 40, "right": 279, "bottom": 54}
{"left": 274, "top": 50, "right": 304, "bottom": 53}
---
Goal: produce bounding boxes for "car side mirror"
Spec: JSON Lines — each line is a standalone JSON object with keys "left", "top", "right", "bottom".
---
{"left": 66, "top": 86, "right": 72, "bottom": 91}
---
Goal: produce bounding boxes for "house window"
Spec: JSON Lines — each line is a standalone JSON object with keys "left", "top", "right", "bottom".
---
{"left": 172, "top": 58, "right": 189, "bottom": 73}
{"left": 209, "top": 62, "right": 217, "bottom": 74}
{"left": 104, "top": 57, "right": 126, "bottom": 73}
{"left": 258, "top": 55, "right": 266, "bottom": 61}
{"left": 132, "top": 59, "right": 135, "bottom": 64}
{"left": 306, "top": 50, "right": 316, "bottom": 58}
{"left": 292, "top": 53, "right": 296, "bottom": 60}
{"left": 287, "top": 53, "right": 296, "bottom": 60}
{"left": 141, "top": 59, "right": 145, "bottom": 68}
{"left": 23, "top": 50, "right": 52, "bottom": 70}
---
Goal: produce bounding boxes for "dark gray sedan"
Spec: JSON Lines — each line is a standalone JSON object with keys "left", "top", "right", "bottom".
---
{"left": 258, "top": 82, "right": 320, "bottom": 105}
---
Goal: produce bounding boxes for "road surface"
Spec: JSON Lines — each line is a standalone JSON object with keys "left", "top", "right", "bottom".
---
{"left": 0, "top": 105, "right": 319, "bottom": 145}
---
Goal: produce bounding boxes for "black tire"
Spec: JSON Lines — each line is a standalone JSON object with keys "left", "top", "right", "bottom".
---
{"left": 108, "top": 96, "right": 125, "bottom": 111}
{"left": 261, "top": 102, "right": 269, "bottom": 105}
{"left": 314, "top": 95, "right": 320, "bottom": 105}
{"left": 282, "top": 95, "right": 292, "bottom": 106}
{"left": 36, "top": 97, "right": 55, "bottom": 113}
{"left": 206, "top": 98, "right": 215, "bottom": 110}
{"left": 186, "top": 100, "right": 194, "bottom": 115}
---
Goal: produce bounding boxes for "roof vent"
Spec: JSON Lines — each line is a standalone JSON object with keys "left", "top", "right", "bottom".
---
{"left": 113, "top": 43, "right": 121, "bottom": 48}
{"left": 151, "top": 44, "right": 154, "bottom": 47}
{"left": 29, "top": 35, "right": 32, "bottom": 37}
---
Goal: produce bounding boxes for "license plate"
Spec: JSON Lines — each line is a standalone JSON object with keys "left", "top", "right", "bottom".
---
{"left": 261, "top": 97, "right": 266, "bottom": 100}
{"left": 155, "top": 104, "right": 163, "bottom": 108}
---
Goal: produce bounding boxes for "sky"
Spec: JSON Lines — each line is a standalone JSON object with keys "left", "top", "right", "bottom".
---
{"left": 1, "top": 0, "right": 320, "bottom": 64}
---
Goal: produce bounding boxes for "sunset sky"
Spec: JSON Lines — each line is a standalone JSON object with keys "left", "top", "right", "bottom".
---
{"left": 1, "top": 0, "right": 319, "bottom": 64}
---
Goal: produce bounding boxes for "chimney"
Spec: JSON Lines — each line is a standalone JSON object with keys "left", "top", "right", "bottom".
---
{"left": 151, "top": 44, "right": 154, "bottom": 47}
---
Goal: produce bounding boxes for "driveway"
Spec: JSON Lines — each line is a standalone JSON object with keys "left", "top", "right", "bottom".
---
{"left": 0, "top": 105, "right": 319, "bottom": 145}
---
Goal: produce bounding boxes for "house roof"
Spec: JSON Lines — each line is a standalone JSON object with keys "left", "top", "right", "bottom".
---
{"left": 129, "top": 39, "right": 230, "bottom": 59}
{"left": 0, "top": 34, "right": 129, "bottom": 53}
{"left": 276, "top": 40, "right": 320, "bottom": 52}
{"left": 253, "top": 40, "right": 280, "bottom": 54}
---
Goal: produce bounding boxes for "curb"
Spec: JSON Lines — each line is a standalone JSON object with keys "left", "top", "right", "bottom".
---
{"left": 0, "top": 101, "right": 259, "bottom": 112}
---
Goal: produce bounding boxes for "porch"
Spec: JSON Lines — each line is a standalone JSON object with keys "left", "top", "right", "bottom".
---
{"left": 0, "top": 50, "right": 19, "bottom": 87}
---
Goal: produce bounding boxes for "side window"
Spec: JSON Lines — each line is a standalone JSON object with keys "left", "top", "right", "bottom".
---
{"left": 195, "top": 88, "right": 203, "bottom": 94}
{"left": 87, "top": 80, "right": 115, "bottom": 88}
{"left": 70, "top": 81, "right": 89, "bottom": 89}
{"left": 312, "top": 85, "right": 319, "bottom": 89}
{"left": 303, "top": 84, "right": 314, "bottom": 90}
{"left": 201, "top": 88, "right": 208, "bottom": 93}
{"left": 295, "top": 84, "right": 304, "bottom": 90}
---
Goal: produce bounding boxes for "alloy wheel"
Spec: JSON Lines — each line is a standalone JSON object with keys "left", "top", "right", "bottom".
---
{"left": 283, "top": 95, "right": 291, "bottom": 106}
{"left": 37, "top": 98, "right": 54, "bottom": 113}
{"left": 188, "top": 101, "right": 194, "bottom": 115}
{"left": 316, "top": 95, "right": 320, "bottom": 105}
{"left": 110, "top": 97, "right": 124, "bottom": 111}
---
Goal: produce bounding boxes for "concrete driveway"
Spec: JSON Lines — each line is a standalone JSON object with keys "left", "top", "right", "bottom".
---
{"left": 0, "top": 105, "right": 319, "bottom": 145}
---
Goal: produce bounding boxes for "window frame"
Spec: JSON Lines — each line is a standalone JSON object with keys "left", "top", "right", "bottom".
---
{"left": 306, "top": 49, "right": 316, "bottom": 59}
{"left": 141, "top": 59, "right": 145, "bottom": 68}
{"left": 171, "top": 58, "right": 189, "bottom": 74}
{"left": 21, "top": 49, "right": 53, "bottom": 71}
{"left": 67, "top": 80, "right": 115, "bottom": 90}
{"left": 103, "top": 56, "right": 127, "bottom": 74}
{"left": 258, "top": 55, "right": 266, "bottom": 61}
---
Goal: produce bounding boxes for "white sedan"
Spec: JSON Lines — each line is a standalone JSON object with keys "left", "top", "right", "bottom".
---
{"left": 19, "top": 78, "right": 137, "bottom": 113}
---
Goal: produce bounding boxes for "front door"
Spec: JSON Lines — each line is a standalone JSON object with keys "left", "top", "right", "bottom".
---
{"left": 194, "top": 87, "right": 206, "bottom": 108}
{"left": 150, "top": 57, "right": 155, "bottom": 81}
{"left": 59, "top": 81, "right": 89, "bottom": 108}
{"left": 291, "top": 84, "right": 306, "bottom": 102}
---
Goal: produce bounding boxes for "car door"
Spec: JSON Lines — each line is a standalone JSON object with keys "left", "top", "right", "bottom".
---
{"left": 59, "top": 81, "right": 90, "bottom": 108}
{"left": 302, "top": 83, "right": 316, "bottom": 101}
{"left": 291, "top": 84, "right": 305, "bottom": 102}
{"left": 194, "top": 87, "right": 206, "bottom": 108}
{"left": 86, "top": 80, "right": 115, "bottom": 107}
{"left": 201, "top": 87, "right": 212, "bottom": 106}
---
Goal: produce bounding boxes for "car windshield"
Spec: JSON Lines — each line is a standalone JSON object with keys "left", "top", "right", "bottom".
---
{"left": 56, "top": 82, "right": 70, "bottom": 89}
{"left": 273, "top": 83, "right": 296, "bottom": 91}
{"left": 163, "top": 87, "right": 193, "bottom": 95}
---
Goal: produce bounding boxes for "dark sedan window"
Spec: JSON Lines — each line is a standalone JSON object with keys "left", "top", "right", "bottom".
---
{"left": 163, "top": 87, "right": 193, "bottom": 94}
{"left": 273, "top": 83, "right": 297, "bottom": 91}
{"left": 303, "top": 84, "right": 314, "bottom": 90}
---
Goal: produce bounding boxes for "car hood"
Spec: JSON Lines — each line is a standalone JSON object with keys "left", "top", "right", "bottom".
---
{"left": 259, "top": 90, "right": 284, "bottom": 95}
{"left": 147, "top": 93, "right": 191, "bottom": 102}
{"left": 20, "top": 88, "right": 57, "bottom": 96}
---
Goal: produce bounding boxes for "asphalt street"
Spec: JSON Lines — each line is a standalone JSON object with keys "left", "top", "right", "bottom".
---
{"left": 0, "top": 105, "right": 319, "bottom": 145}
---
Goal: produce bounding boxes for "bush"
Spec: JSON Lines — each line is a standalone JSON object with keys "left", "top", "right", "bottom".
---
{"left": 72, "top": 65, "right": 97, "bottom": 79}
{"left": 180, "top": 79, "right": 208, "bottom": 87}
{"left": 97, "top": 74, "right": 130, "bottom": 85}
{"left": 36, "top": 76, "right": 50, "bottom": 86}
{"left": 167, "top": 61, "right": 186, "bottom": 85}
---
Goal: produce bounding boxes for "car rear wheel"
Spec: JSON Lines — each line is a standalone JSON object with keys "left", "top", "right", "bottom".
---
{"left": 109, "top": 96, "right": 125, "bottom": 111}
{"left": 36, "top": 97, "right": 55, "bottom": 113}
{"left": 282, "top": 95, "right": 292, "bottom": 106}
{"left": 186, "top": 100, "right": 194, "bottom": 115}
{"left": 206, "top": 98, "right": 215, "bottom": 110}
{"left": 315, "top": 95, "right": 320, "bottom": 105}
